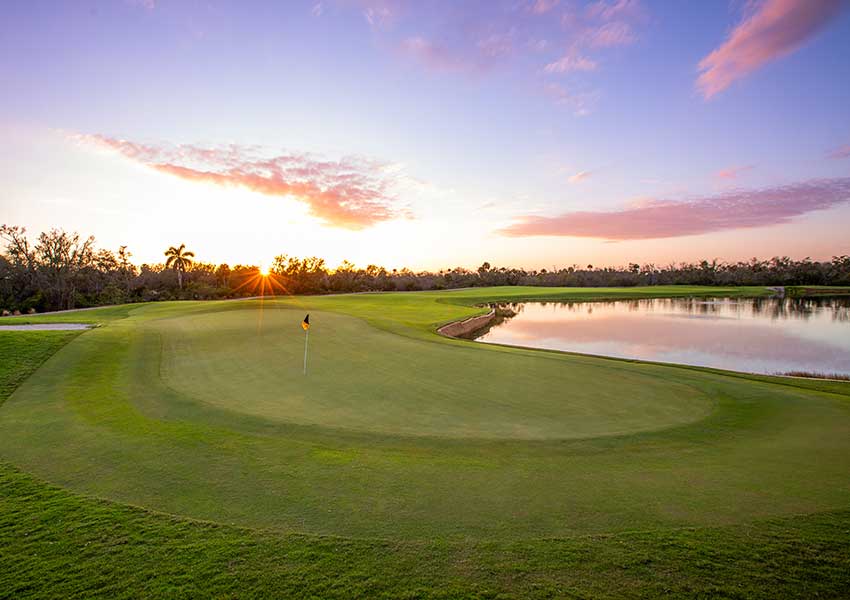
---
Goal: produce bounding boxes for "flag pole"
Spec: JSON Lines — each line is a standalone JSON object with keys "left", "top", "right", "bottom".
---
{"left": 303, "top": 328, "right": 309, "bottom": 376}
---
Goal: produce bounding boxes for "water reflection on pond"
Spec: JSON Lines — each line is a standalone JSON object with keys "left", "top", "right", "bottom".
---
{"left": 475, "top": 296, "right": 850, "bottom": 377}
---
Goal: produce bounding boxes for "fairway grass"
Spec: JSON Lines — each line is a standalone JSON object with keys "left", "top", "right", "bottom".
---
{"left": 2, "top": 286, "right": 850, "bottom": 597}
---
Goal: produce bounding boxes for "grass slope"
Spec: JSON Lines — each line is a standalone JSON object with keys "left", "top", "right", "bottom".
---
{"left": 0, "top": 331, "right": 80, "bottom": 404}
{"left": 1, "top": 286, "right": 850, "bottom": 597}
{"left": 3, "top": 461, "right": 849, "bottom": 599}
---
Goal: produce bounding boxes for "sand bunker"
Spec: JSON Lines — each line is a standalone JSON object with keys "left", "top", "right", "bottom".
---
{"left": 0, "top": 323, "right": 92, "bottom": 331}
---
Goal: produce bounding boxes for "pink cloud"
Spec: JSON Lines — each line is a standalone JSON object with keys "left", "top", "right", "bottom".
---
{"left": 530, "top": 0, "right": 560, "bottom": 15}
{"left": 584, "top": 21, "right": 636, "bottom": 48}
{"left": 585, "top": 0, "right": 643, "bottom": 21}
{"left": 828, "top": 144, "right": 850, "bottom": 159}
{"left": 400, "top": 36, "right": 476, "bottom": 72}
{"left": 544, "top": 2, "right": 643, "bottom": 85}
{"left": 544, "top": 51, "right": 597, "bottom": 73}
{"left": 327, "top": 0, "right": 646, "bottom": 111}
{"left": 541, "top": 0, "right": 644, "bottom": 109}
{"left": 696, "top": 0, "right": 846, "bottom": 98}
{"left": 625, "top": 196, "right": 673, "bottom": 209}
{"left": 400, "top": 31, "right": 517, "bottom": 73}
{"left": 717, "top": 165, "right": 755, "bottom": 179}
{"left": 78, "top": 134, "right": 411, "bottom": 229}
{"left": 569, "top": 170, "right": 592, "bottom": 183}
{"left": 499, "top": 177, "right": 850, "bottom": 239}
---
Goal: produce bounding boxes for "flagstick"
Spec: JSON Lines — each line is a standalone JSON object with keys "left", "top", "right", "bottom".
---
{"left": 303, "top": 328, "right": 309, "bottom": 376}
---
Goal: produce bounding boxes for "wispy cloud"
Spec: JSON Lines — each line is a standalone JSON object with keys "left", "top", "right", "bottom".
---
{"left": 75, "top": 134, "right": 412, "bottom": 229}
{"left": 362, "top": 1, "right": 398, "bottom": 29}
{"left": 543, "top": 0, "right": 646, "bottom": 112}
{"left": 568, "top": 170, "right": 593, "bottom": 183}
{"left": 127, "top": 0, "right": 156, "bottom": 10}
{"left": 717, "top": 164, "right": 755, "bottom": 179}
{"left": 828, "top": 144, "right": 850, "bottom": 159}
{"left": 543, "top": 82, "right": 596, "bottom": 116}
{"left": 325, "top": 1, "right": 646, "bottom": 112}
{"left": 530, "top": 0, "right": 560, "bottom": 15}
{"left": 584, "top": 21, "right": 636, "bottom": 47}
{"left": 401, "top": 36, "right": 476, "bottom": 72}
{"left": 697, "top": 0, "right": 846, "bottom": 99}
{"left": 354, "top": 0, "right": 402, "bottom": 28}
{"left": 544, "top": 51, "right": 597, "bottom": 74}
{"left": 499, "top": 177, "right": 850, "bottom": 239}
{"left": 585, "top": 0, "right": 643, "bottom": 21}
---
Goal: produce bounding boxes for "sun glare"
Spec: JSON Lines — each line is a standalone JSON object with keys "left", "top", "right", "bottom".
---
{"left": 260, "top": 266, "right": 270, "bottom": 277}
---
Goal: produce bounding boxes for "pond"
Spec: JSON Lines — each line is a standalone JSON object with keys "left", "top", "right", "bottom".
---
{"left": 475, "top": 296, "right": 850, "bottom": 378}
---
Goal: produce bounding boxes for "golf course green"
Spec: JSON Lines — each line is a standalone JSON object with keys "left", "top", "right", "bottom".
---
{"left": 2, "top": 286, "right": 849, "bottom": 597}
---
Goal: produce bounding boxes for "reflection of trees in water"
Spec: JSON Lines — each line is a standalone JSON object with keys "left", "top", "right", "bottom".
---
{"left": 468, "top": 303, "right": 520, "bottom": 339}
{"left": 495, "top": 302, "right": 526, "bottom": 314}
{"left": 805, "top": 297, "right": 850, "bottom": 322}
{"left": 760, "top": 297, "right": 850, "bottom": 322}
{"left": 493, "top": 296, "right": 850, "bottom": 323}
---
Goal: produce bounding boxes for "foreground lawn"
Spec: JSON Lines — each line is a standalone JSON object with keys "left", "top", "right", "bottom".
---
{"left": 3, "top": 461, "right": 849, "bottom": 599}
{"left": 2, "top": 286, "right": 850, "bottom": 597}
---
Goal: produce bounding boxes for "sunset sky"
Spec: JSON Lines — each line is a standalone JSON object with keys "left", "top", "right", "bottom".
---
{"left": 2, "top": 0, "right": 850, "bottom": 270}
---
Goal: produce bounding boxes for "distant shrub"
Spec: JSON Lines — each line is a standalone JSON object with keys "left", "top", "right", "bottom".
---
{"left": 780, "top": 371, "right": 850, "bottom": 381}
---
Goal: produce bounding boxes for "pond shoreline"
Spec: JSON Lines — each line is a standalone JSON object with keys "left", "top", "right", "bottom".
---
{"left": 437, "top": 308, "right": 496, "bottom": 339}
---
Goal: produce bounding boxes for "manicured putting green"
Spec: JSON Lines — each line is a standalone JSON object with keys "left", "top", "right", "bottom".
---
{"left": 157, "top": 307, "right": 711, "bottom": 439}
{"left": 0, "top": 287, "right": 849, "bottom": 541}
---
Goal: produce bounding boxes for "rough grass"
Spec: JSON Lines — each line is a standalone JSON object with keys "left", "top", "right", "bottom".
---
{"left": 1, "top": 286, "right": 850, "bottom": 597}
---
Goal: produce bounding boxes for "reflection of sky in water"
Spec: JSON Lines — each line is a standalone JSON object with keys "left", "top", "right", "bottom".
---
{"left": 477, "top": 297, "right": 850, "bottom": 376}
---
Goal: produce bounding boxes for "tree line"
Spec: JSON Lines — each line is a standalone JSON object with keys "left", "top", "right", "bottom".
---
{"left": 1, "top": 225, "right": 849, "bottom": 314}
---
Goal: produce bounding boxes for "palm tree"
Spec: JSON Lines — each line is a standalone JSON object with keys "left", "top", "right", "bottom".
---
{"left": 164, "top": 244, "right": 194, "bottom": 290}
